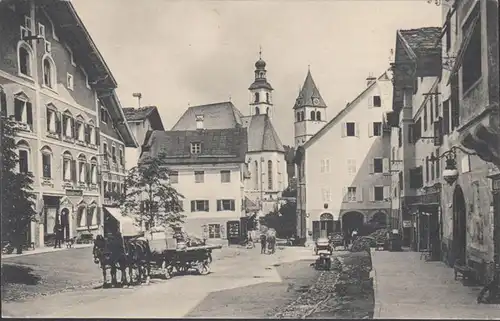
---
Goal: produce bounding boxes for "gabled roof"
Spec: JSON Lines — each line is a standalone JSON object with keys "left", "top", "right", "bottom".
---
{"left": 241, "top": 114, "right": 285, "bottom": 153}
{"left": 123, "top": 106, "right": 165, "bottom": 131}
{"left": 398, "top": 27, "right": 442, "bottom": 60}
{"left": 171, "top": 101, "right": 244, "bottom": 130}
{"left": 293, "top": 70, "right": 327, "bottom": 109}
{"left": 139, "top": 127, "right": 248, "bottom": 165}
{"left": 303, "top": 70, "right": 390, "bottom": 150}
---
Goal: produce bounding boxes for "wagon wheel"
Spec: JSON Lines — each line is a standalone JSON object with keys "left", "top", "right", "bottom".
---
{"left": 160, "top": 261, "right": 173, "bottom": 279}
{"left": 196, "top": 260, "right": 211, "bottom": 275}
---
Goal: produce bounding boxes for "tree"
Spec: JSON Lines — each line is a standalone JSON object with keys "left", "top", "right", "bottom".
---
{"left": 1, "top": 98, "right": 37, "bottom": 254}
{"left": 121, "top": 153, "right": 185, "bottom": 234}
{"left": 261, "top": 187, "right": 297, "bottom": 239}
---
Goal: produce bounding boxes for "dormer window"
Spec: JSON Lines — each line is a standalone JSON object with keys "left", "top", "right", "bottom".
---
{"left": 190, "top": 142, "right": 201, "bottom": 154}
{"left": 195, "top": 115, "right": 204, "bottom": 129}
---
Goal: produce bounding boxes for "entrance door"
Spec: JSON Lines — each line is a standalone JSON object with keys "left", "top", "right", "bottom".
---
{"left": 319, "top": 221, "right": 333, "bottom": 238}
{"left": 430, "top": 208, "right": 441, "bottom": 261}
{"left": 453, "top": 186, "right": 467, "bottom": 265}
{"left": 226, "top": 221, "right": 240, "bottom": 245}
{"left": 60, "top": 208, "right": 70, "bottom": 240}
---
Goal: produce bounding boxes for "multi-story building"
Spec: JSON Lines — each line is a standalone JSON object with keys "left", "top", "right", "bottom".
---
{"left": 123, "top": 106, "right": 165, "bottom": 170}
{"left": 139, "top": 126, "right": 248, "bottom": 244}
{"left": 295, "top": 71, "right": 393, "bottom": 245}
{"left": 436, "top": 0, "right": 499, "bottom": 284}
{"left": 0, "top": 0, "right": 137, "bottom": 247}
{"left": 388, "top": 27, "right": 443, "bottom": 251}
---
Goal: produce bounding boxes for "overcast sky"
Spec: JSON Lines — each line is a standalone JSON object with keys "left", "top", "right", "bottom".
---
{"left": 72, "top": 0, "right": 442, "bottom": 146}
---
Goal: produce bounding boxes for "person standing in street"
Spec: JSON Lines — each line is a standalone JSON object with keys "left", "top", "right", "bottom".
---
{"left": 53, "top": 222, "right": 63, "bottom": 248}
{"left": 260, "top": 233, "right": 267, "bottom": 254}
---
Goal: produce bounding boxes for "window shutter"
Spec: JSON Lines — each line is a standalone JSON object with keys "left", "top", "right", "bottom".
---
{"left": 342, "top": 187, "right": 348, "bottom": 202}
{"left": 72, "top": 119, "right": 77, "bottom": 139}
{"left": 46, "top": 108, "right": 51, "bottom": 131}
{"left": 204, "top": 200, "right": 209, "bottom": 212}
{"left": 383, "top": 158, "right": 390, "bottom": 173}
{"left": 368, "top": 97, "right": 373, "bottom": 108}
{"left": 86, "top": 163, "right": 91, "bottom": 184}
{"left": 369, "top": 159, "right": 374, "bottom": 174}
{"left": 58, "top": 113, "right": 64, "bottom": 137}
{"left": 71, "top": 159, "right": 77, "bottom": 182}
{"left": 217, "top": 200, "right": 221, "bottom": 211}
{"left": 96, "top": 128, "right": 100, "bottom": 146}
{"left": 355, "top": 122, "right": 360, "bottom": 137}
{"left": 190, "top": 200, "right": 195, "bottom": 212}
{"left": 383, "top": 186, "right": 390, "bottom": 200}
{"left": 231, "top": 200, "right": 235, "bottom": 211}
{"left": 26, "top": 102, "right": 33, "bottom": 125}
{"left": 368, "top": 122, "right": 373, "bottom": 137}
{"left": 356, "top": 186, "right": 363, "bottom": 202}
{"left": 369, "top": 187, "right": 375, "bottom": 202}
{"left": 341, "top": 122, "right": 346, "bottom": 137}
{"left": 220, "top": 224, "right": 226, "bottom": 239}
{"left": 14, "top": 99, "right": 22, "bottom": 121}
{"left": 0, "top": 89, "right": 6, "bottom": 116}
{"left": 85, "top": 124, "right": 90, "bottom": 143}
{"left": 96, "top": 168, "right": 101, "bottom": 184}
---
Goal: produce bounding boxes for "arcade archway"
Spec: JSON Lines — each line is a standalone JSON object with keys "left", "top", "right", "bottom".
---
{"left": 452, "top": 185, "right": 467, "bottom": 265}
{"left": 342, "top": 211, "right": 364, "bottom": 236}
{"left": 370, "top": 211, "right": 388, "bottom": 228}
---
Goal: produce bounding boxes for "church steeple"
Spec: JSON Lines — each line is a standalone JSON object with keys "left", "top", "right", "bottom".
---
{"left": 249, "top": 48, "right": 274, "bottom": 118}
{"left": 293, "top": 68, "right": 328, "bottom": 148}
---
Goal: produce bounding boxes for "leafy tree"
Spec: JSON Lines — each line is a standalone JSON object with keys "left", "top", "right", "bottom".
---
{"left": 121, "top": 153, "right": 185, "bottom": 235}
{"left": 1, "top": 103, "right": 37, "bottom": 254}
{"left": 261, "top": 187, "right": 297, "bottom": 239}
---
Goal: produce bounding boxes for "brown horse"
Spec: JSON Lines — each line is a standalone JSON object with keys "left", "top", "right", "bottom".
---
{"left": 92, "top": 234, "right": 129, "bottom": 287}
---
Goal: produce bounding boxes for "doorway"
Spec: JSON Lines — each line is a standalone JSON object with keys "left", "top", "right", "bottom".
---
{"left": 60, "top": 208, "right": 70, "bottom": 240}
{"left": 452, "top": 185, "right": 467, "bottom": 265}
{"left": 342, "top": 211, "right": 364, "bottom": 236}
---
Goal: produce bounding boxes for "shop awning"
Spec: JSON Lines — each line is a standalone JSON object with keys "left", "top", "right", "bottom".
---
{"left": 104, "top": 206, "right": 140, "bottom": 236}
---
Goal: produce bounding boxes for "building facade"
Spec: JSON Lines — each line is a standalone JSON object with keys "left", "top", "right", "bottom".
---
{"left": 139, "top": 127, "right": 248, "bottom": 243}
{"left": 171, "top": 55, "right": 288, "bottom": 216}
{"left": 0, "top": 0, "right": 136, "bottom": 247}
{"left": 123, "top": 106, "right": 165, "bottom": 171}
{"left": 295, "top": 71, "right": 393, "bottom": 244}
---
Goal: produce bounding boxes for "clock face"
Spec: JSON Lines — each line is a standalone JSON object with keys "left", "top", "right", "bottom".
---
{"left": 313, "top": 98, "right": 320, "bottom": 105}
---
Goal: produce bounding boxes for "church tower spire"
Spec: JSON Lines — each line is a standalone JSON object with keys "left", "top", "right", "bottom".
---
{"left": 293, "top": 68, "right": 328, "bottom": 148}
{"left": 248, "top": 48, "right": 274, "bottom": 118}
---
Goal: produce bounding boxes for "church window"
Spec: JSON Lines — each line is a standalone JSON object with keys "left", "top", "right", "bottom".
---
{"left": 266, "top": 93, "right": 270, "bottom": 103}
{"left": 254, "top": 92, "right": 260, "bottom": 103}
{"left": 254, "top": 160, "right": 259, "bottom": 190}
{"left": 259, "top": 72, "right": 265, "bottom": 78}
{"left": 267, "top": 160, "right": 273, "bottom": 190}
{"left": 310, "top": 111, "right": 316, "bottom": 121}
{"left": 255, "top": 107, "right": 260, "bottom": 115}
{"left": 300, "top": 111, "right": 305, "bottom": 121}
{"left": 266, "top": 107, "right": 269, "bottom": 114}
{"left": 316, "top": 111, "right": 321, "bottom": 121}
{"left": 296, "top": 112, "right": 300, "bottom": 122}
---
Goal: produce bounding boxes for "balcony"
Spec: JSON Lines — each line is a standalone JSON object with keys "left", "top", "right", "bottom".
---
{"left": 13, "top": 122, "right": 32, "bottom": 132}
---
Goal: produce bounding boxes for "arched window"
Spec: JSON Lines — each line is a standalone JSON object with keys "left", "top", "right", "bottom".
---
{"left": 18, "top": 42, "right": 33, "bottom": 76}
{"left": 254, "top": 92, "right": 260, "bottom": 103}
{"left": 41, "top": 146, "right": 52, "bottom": 178}
{"left": 296, "top": 112, "right": 300, "bottom": 122}
{"left": 78, "top": 154, "right": 87, "bottom": 183}
{"left": 42, "top": 55, "right": 56, "bottom": 88}
{"left": 16, "top": 140, "right": 30, "bottom": 174}
{"left": 267, "top": 160, "right": 273, "bottom": 190}
{"left": 300, "top": 111, "right": 305, "bottom": 121}
{"left": 90, "top": 157, "right": 98, "bottom": 184}
{"left": 266, "top": 93, "right": 270, "bottom": 103}
{"left": 255, "top": 106, "right": 260, "bottom": 115}
{"left": 310, "top": 111, "right": 316, "bottom": 121}
{"left": 62, "top": 151, "right": 73, "bottom": 181}
{"left": 316, "top": 111, "right": 321, "bottom": 121}
{"left": 254, "top": 160, "right": 259, "bottom": 190}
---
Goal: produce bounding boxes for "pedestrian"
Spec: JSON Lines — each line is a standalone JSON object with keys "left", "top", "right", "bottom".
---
{"left": 343, "top": 232, "right": 351, "bottom": 248}
{"left": 260, "top": 233, "right": 267, "bottom": 254}
{"left": 53, "top": 222, "right": 63, "bottom": 249}
{"left": 351, "top": 229, "right": 358, "bottom": 242}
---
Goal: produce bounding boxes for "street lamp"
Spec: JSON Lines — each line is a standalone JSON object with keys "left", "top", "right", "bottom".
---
{"left": 429, "top": 146, "right": 476, "bottom": 186}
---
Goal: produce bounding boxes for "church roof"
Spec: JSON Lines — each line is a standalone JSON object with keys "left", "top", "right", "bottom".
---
{"left": 293, "top": 70, "right": 327, "bottom": 109}
{"left": 171, "top": 101, "right": 244, "bottom": 130}
{"left": 139, "top": 127, "right": 248, "bottom": 165}
{"left": 249, "top": 79, "right": 274, "bottom": 91}
{"left": 241, "top": 114, "right": 285, "bottom": 153}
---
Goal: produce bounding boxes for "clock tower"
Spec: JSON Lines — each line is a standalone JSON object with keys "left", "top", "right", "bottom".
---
{"left": 293, "top": 68, "right": 328, "bottom": 148}
{"left": 248, "top": 50, "right": 274, "bottom": 118}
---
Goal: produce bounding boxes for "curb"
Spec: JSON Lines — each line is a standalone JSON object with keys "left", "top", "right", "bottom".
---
{"left": 370, "top": 248, "right": 381, "bottom": 319}
{"left": 1, "top": 244, "right": 94, "bottom": 260}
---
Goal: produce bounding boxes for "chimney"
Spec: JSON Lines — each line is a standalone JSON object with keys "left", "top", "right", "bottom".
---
{"left": 195, "top": 115, "right": 204, "bottom": 130}
{"left": 366, "top": 72, "right": 376, "bottom": 87}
